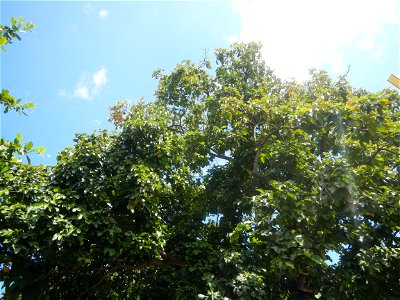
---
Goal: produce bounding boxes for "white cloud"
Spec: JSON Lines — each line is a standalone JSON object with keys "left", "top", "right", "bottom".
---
{"left": 58, "top": 90, "right": 68, "bottom": 97}
{"left": 232, "top": 0, "right": 399, "bottom": 81}
{"left": 93, "top": 68, "right": 107, "bottom": 85}
{"left": 99, "top": 9, "right": 110, "bottom": 21}
{"left": 73, "top": 67, "right": 108, "bottom": 100}
{"left": 74, "top": 86, "right": 90, "bottom": 100}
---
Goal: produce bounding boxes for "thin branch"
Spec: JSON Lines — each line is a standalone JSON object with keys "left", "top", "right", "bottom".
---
{"left": 249, "top": 124, "right": 273, "bottom": 183}
{"left": 210, "top": 148, "right": 231, "bottom": 161}
{"left": 252, "top": 128, "right": 267, "bottom": 175}
{"left": 368, "top": 146, "right": 399, "bottom": 165}
{"left": 297, "top": 275, "right": 314, "bottom": 294}
{"left": 368, "top": 147, "right": 383, "bottom": 164}
{"left": 159, "top": 251, "right": 185, "bottom": 267}
{"left": 338, "top": 65, "right": 351, "bottom": 83}
{"left": 167, "top": 124, "right": 184, "bottom": 134}
{"left": 198, "top": 48, "right": 210, "bottom": 68}
{"left": 250, "top": 169, "right": 269, "bottom": 182}
{"left": 78, "top": 254, "right": 184, "bottom": 299}
{"left": 379, "top": 147, "right": 399, "bottom": 156}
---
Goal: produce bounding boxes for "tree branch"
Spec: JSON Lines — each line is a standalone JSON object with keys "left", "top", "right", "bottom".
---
{"left": 338, "top": 65, "right": 351, "bottom": 83}
{"left": 250, "top": 169, "right": 269, "bottom": 182}
{"left": 159, "top": 251, "right": 185, "bottom": 267}
{"left": 210, "top": 148, "right": 231, "bottom": 161}
{"left": 368, "top": 146, "right": 399, "bottom": 165}
{"left": 250, "top": 124, "right": 298, "bottom": 182}
{"left": 297, "top": 275, "right": 313, "bottom": 294}
{"left": 78, "top": 254, "right": 185, "bottom": 299}
{"left": 252, "top": 128, "right": 267, "bottom": 178}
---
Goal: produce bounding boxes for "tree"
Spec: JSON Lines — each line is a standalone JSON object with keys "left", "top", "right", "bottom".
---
{"left": 1, "top": 41, "right": 399, "bottom": 299}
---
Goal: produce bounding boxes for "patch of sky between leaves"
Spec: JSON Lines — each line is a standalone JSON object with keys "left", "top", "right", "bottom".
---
{"left": 203, "top": 213, "right": 223, "bottom": 225}
{"left": 325, "top": 250, "right": 340, "bottom": 265}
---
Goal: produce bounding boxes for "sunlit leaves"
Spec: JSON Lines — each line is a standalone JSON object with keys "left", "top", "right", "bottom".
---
{"left": 0, "top": 16, "right": 34, "bottom": 51}
{"left": 1, "top": 41, "right": 399, "bottom": 299}
{"left": 0, "top": 89, "right": 35, "bottom": 115}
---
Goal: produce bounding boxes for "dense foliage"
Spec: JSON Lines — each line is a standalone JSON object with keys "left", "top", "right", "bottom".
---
{"left": 1, "top": 27, "right": 399, "bottom": 299}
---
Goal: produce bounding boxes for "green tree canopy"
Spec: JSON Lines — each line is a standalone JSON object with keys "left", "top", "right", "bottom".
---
{"left": 1, "top": 41, "right": 399, "bottom": 299}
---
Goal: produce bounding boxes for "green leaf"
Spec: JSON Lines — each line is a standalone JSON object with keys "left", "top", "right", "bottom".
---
{"left": 25, "top": 141, "right": 33, "bottom": 151}
{"left": 13, "top": 244, "right": 22, "bottom": 254}
{"left": 0, "top": 163, "right": 9, "bottom": 174}
{"left": 104, "top": 248, "right": 117, "bottom": 256}
{"left": 284, "top": 261, "right": 295, "bottom": 269}
{"left": 0, "top": 36, "right": 7, "bottom": 47}
{"left": 35, "top": 146, "right": 46, "bottom": 154}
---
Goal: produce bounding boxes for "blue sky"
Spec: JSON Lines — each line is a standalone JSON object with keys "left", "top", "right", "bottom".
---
{"left": 1, "top": 0, "right": 399, "bottom": 166}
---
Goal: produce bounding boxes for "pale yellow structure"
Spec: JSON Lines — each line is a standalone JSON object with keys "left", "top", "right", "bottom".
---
{"left": 388, "top": 74, "right": 400, "bottom": 89}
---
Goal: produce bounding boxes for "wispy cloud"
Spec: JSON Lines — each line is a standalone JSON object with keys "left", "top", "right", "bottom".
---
{"left": 99, "top": 9, "right": 110, "bottom": 21}
{"left": 73, "top": 67, "right": 108, "bottom": 100}
{"left": 92, "top": 68, "right": 107, "bottom": 94}
{"left": 74, "top": 86, "right": 90, "bottom": 99}
{"left": 232, "top": 0, "right": 399, "bottom": 81}
{"left": 58, "top": 89, "right": 68, "bottom": 97}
